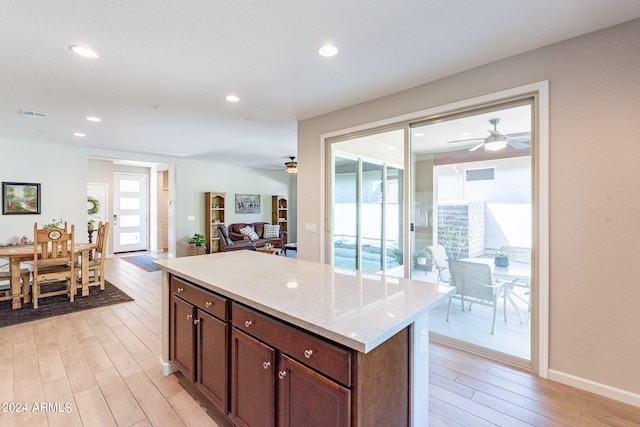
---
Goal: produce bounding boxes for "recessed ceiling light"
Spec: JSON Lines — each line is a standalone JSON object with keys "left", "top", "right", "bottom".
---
{"left": 86, "top": 116, "right": 102, "bottom": 122}
{"left": 225, "top": 95, "right": 240, "bottom": 102}
{"left": 69, "top": 45, "right": 99, "bottom": 59}
{"left": 73, "top": 132, "right": 86, "bottom": 137}
{"left": 318, "top": 44, "right": 338, "bottom": 57}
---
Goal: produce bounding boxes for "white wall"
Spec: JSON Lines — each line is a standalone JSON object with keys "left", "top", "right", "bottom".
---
{"left": 0, "top": 140, "right": 290, "bottom": 258}
{"left": 0, "top": 140, "right": 88, "bottom": 242}
{"left": 297, "top": 19, "right": 640, "bottom": 403}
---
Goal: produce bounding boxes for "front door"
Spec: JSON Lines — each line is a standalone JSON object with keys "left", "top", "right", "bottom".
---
{"left": 113, "top": 172, "right": 148, "bottom": 253}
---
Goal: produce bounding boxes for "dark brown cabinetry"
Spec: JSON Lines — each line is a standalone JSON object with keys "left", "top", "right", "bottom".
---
{"left": 231, "top": 302, "right": 350, "bottom": 427}
{"left": 169, "top": 276, "right": 228, "bottom": 413}
{"left": 169, "top": 274, "right": 410, "bottom": 427}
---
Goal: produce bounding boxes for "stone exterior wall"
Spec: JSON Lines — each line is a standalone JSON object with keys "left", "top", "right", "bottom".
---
{"left": 436, "top": 201, "right": 485, "bottom": 259}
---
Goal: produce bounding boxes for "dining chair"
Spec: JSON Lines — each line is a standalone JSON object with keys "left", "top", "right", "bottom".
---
{"left": 32, "top": 222, "right": 75, "bottom": 308}
{"left": 0, "top": 259, "right": 31, "bottom": 302}
{"left": 447, "top": 260, "right": 506, "bottom": 334}
{"left": 426, "top": 244, "right": 451, "bottom": 284}
{"left": 76, "top": 222, "right": 109, "bottom": 292}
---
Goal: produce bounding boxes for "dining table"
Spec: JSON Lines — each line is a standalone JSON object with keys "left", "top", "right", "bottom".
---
{"left": 462, "top": 257, "right": 531, "bottom": 323}
{"left": 0, "top": 242, "right": 96, "bottom": 309}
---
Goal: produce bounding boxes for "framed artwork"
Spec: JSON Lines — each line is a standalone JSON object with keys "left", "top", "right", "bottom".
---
{"left": 235, "top": 194, "right": 260, "bottom": 214}
{"left": 2, "top": 182, "right": 41, "bottom": 215}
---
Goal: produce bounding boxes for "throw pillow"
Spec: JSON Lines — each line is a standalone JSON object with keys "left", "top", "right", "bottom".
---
{"left": 263, "top": 224, "right": 280, "bottom": 239}
{"left": 239, "top": 226, "right": 259, "bottom": 241}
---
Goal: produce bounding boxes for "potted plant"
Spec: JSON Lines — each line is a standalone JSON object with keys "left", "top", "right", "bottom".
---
{"left": 415, "top": 249, "right": 432, "bottom": 270}
{"left": 494, "top": 251, "right": 510, "bottom": 267}
{"left": 188, "top": 233, "right": 207, "bottom": 256}
{"left": 88, "top": 219, "right": 96, "bottom": 231}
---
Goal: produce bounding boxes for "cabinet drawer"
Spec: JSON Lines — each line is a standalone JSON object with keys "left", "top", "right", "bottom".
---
{"left": 171, "top": 275, "right": 227, "bottom": 320}
{"left": 232, "top": 303, "right": 351, "bottom": 386}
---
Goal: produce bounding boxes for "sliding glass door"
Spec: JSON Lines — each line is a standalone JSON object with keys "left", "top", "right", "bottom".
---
{"left": 329, "top": 129, "right": 404, "bottom": 275}
{"left": 410, "top": 101, "right": 533, "bottom": 362}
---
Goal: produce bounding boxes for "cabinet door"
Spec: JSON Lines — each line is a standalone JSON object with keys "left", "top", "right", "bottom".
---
{"left": 279, "top": 355, "right": 351, "bottom": 427}
{"left": 197, "top": 310, "right": 228, "bottom": 413}
{"left": 231, "top": 329, "right": 276, "bottom": 427}
{"left": 170, "top": 295, "right": 196, "bottom": 381}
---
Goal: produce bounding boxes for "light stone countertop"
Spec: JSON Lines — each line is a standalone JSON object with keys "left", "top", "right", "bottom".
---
{"left": 155, "top": 251, "right": 454, "bottom": 353}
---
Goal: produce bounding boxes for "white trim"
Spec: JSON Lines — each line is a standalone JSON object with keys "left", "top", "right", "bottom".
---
{"left": 320, "top": 81, "right": 550, "bottom": 377}
{"left": 549, "top": 369, "right": 640, "bottom": 408}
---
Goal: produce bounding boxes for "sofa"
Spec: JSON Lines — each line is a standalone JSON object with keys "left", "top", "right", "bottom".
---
{"left": 216, "top": 225, "right": 257, "bottom": 252}
{"left": 228, "top": 222, "right": 287, "bottom": 249}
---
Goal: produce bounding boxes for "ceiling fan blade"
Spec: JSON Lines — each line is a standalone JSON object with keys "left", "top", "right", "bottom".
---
{"left": 446, "top": 138, "right": 484, "bottom": 144}
{"left": 506, "top": 138, "right": 530, "bottom": 149}
{"left": 469, "top": 142, "right": 485, "bottom": 151}
{"left": 506, "top": 131, "right": 531, "bottom": 139}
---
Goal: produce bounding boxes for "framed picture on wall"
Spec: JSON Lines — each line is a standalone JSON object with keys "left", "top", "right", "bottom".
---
{"left": 2, "top": 182, "right": 41, "bottom": 215}
{"left": 235, "top": 194, "right": 260, "bottom": 214}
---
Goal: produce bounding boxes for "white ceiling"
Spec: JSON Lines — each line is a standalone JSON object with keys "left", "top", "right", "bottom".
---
{"left": 2, "top": 1, "right": 640, "bottom": 170}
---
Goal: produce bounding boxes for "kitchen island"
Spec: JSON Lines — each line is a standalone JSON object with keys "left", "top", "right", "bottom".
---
{"left": 155, "top": 251, "right": 453, "bottom": 426}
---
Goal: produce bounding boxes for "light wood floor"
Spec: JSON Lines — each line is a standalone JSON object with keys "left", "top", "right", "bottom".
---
{"left": 1, "top": 254, "right": 638, "bottom": 426}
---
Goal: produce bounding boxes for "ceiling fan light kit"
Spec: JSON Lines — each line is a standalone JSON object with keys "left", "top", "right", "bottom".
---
{"left": 447, "top": 118, "right": 530, "bottom": 152}
{"left": 285, "top": 156, "right": 297, "bottom": 174}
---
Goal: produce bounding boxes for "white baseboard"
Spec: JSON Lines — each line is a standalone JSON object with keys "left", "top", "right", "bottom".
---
{"left": 549, "top": 369, "right": 640, "bottom": 408}
{"left": 160, "top": 358, "right": 177, "bottom": 376}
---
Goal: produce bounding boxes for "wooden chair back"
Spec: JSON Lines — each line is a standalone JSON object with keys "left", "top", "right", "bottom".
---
{"left": 94, "top": 222, "right": 109, "bottom": 260}
{"left": 32, "top": 222, "right": 75, "bottom": 307}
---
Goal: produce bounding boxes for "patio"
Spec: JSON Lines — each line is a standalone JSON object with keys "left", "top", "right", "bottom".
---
{"left": 415, "top": 268, "right": 531, "bottom": 360}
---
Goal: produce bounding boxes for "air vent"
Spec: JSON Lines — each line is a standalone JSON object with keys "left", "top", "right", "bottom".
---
{"left": 22, "top": 109, "right": 47, "bottom": 119}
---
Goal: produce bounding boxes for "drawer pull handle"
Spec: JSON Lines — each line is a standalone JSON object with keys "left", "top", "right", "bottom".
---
{"left": 186, "top": 314, "right": 193, "bottom": 320}
{"left": 205, "top": 301, "right": 212, "bottom": 307}
{"left": 244, "top": 320, "right": 253, "bottom": 328}
{"left": 304, "top": 349, "right": 313, "bottom": 359}
{"left": 278, "top": 370, "right": 287, "bottom": 379}
{"left": 263, "top": 361, "right": 271, "bottom": 370}
{"left": 177, "top": 287, "right": 184, "bottom": 293}
{"left": 193, "top": 319, "right": 200, "bottom": 325}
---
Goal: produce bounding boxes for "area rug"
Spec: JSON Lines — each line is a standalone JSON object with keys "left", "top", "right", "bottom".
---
{"left": 121, "top": 255, "right": 161, "bottom": 272}
{"left": 0, "top": 281, "right": 134, "bottom": 328}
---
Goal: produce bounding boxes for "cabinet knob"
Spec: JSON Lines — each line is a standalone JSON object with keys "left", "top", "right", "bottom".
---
{"left": 193, "top": 319, "right": 200, "bottom": 325}
{"left": 244, "top": 320, "right": 253, "bottom": 328}
{"left": 186, "top": 314, "right": 193, "bottom": 320}
{"left": 278, "top": 370, "right": 287, "bottom": 380}
{"left": 304, "top": 349, "right": 313, "bottom": 359}
{"left": 263, "top": 361, "right": 271, "bottom": 370}
{"left": 205, "top": 301, "right": 212, "bottom": 307}
{"left": 177, "top": 287, "right": 184, "bottom": 293}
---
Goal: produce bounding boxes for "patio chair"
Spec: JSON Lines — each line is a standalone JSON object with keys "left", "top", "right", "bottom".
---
{"left": 426, "top": 244, "right": 450, "bottom": 284}
{"left": 447, "top": 260, "right": 506, "bottom": 334}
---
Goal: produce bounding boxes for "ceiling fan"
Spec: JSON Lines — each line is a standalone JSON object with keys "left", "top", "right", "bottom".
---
{"left": 447, "top": 118, "right": 530, "bottom": 152}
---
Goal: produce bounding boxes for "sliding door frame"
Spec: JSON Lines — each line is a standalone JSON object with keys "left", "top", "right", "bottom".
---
{"left": 322, "top": 81, "right": 549, "bottom": 376}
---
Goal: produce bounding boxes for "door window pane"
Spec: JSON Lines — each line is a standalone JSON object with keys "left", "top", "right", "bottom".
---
{"left": 120, "top": 215, "right": 140, "bottom": 227}
{"left": 119, "top": 197, "right": 140, "bottom": 210}
{"left": 119, "top": 179, "right": 140, "bottom": 192}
